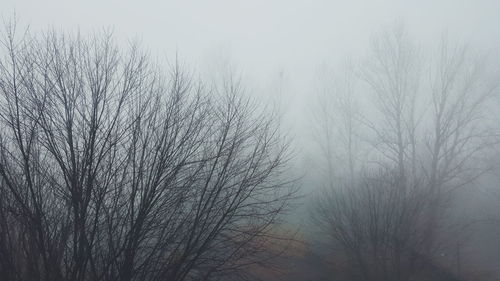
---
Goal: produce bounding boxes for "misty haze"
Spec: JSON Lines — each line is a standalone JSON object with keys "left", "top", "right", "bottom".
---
{"left": 1, "top": 1, "right": 500, "bottom": 281}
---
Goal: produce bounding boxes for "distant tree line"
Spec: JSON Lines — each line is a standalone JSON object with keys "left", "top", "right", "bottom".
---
{"left": 312, "top": 25, "right": 500, "bottom": 281}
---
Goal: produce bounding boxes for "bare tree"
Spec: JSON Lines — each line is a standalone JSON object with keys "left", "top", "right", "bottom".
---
{"left": 360, "top": 26, "right": 422, "bottom": 184}
{"left": 313, "top": 170, "right": 435, "bottom": 281}
{"left": 313, "top": 61, "right": 362, "bottom": 187}
{"left": 0, "top": 23, "right": 295, "bottom": 281}
{"left": 360, "top": 27, "right": 498, "bottom": 199}
{"left": 312, "top": 25, "right": 499, "bottom": 281}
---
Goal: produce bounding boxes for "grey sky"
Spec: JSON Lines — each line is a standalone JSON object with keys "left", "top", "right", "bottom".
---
{"left": 5, "top": 0, "right": 500, "bottom": 74}
{"left": 3, "top": 0, "right": 500, "bottom": 151}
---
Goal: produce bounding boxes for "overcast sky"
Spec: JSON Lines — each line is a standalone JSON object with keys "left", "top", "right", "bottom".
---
{"left": 3, "top": 0, "right": 500, "bottom": 151}
{"left": 4, "top": 0, "right": 500, "bottom": 75}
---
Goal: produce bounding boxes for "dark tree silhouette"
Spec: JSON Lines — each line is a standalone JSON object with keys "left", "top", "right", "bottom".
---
{"left": 0, "top": 23, "right": 294, "bottom": 281}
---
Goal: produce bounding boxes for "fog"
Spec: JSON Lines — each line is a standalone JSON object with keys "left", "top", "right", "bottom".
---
{"left": 5, "top": 0, "right": 500, "bottom": 146}
{"left": 2, "top": 1, "right": 500, "bottom": 281}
